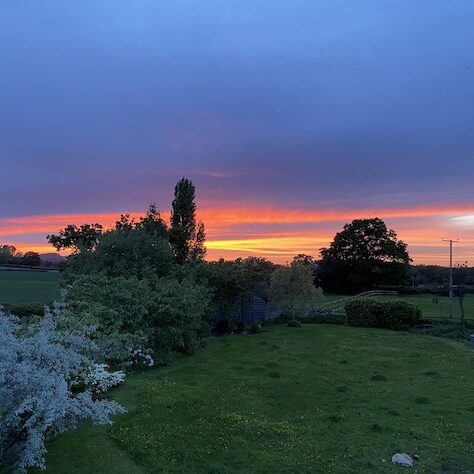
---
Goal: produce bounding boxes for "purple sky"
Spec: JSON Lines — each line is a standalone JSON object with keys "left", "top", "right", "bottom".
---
{"left": 1, "top": 1, "right": 474, "bottom": 263}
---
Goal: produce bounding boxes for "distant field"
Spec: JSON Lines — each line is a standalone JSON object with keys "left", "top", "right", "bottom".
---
{"left": 0, "top": 270, "right": 60, "bottom": 305}
{"left": 0, "top": 270, "right": 471, "bottom": 321}
{"left": 325, "top": 292, "right": 474, "bottom": 321}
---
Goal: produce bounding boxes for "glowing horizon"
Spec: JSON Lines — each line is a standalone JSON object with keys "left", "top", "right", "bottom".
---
{"left": 2, "top": 203, "right": 473, "bottom": 266}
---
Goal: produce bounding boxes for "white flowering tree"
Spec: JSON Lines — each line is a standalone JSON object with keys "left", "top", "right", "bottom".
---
{"left": 0, "top": 305, "right": 126, "bottom": 473}
{"left": 269, "top": 262, "right": 324, "bottom": 320}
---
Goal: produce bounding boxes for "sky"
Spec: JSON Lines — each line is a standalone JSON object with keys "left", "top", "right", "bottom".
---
{"left": 1, "top": 1, "right": 474, "bottom": 264}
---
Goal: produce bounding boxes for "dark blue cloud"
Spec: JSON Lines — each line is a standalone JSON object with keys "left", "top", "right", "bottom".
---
{"left": 1, "top": 0, "right": 473, "bottom": 217}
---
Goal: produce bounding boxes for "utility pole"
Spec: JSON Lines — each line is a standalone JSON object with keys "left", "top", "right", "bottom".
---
{"left": 442, "top": 238, "right": 459, "bottom": 318}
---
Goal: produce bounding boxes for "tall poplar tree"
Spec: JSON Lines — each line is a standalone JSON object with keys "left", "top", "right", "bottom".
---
{"left": 169, "top": 178, "right": 206, "bottom": 263}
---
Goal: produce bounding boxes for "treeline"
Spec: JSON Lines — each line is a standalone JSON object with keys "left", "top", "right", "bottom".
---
{"left": 0, "top": 246, "right": 44, "bottom": 267}
{"left": 411, "top": 264, "right": 474, "bottom": 287}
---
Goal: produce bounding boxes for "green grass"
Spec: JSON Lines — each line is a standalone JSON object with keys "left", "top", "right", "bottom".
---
{"left": 37, "top": 326, "right": 474, "bottom": 473}
{"left": 325, "top": 292, "right": 474, "bottom": 321}
{"left": 0, "top": 271, "right": 60, "bottom": 305}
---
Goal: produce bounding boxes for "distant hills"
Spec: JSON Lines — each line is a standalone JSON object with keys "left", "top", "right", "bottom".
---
{"left": 39, "top": 253, "right": 67, "bottom": 264}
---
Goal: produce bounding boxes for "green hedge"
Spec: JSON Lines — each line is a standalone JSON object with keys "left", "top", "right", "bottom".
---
{"left": 2, "top": 303, "right": 46, "bottom": 320}
{"left": 345, "top": 298, "right": 421, "bottom": 330}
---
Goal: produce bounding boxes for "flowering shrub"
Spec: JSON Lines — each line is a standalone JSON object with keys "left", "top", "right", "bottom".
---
{"left": 0, "top": 305, "right": 125, "bottom": 473}
{"left": 128, "top": 348, "right": 155, "bottom": 368}
{"left": 77, "top": 363, "right": 126, "bottom": 394}
{"left": 269, "top": 262, "right": 324, "bottom": 320}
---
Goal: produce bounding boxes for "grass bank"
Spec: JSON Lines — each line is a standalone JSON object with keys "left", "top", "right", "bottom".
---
{"left": 0, "top": 271, "right": 60, "bottom": 305}
{"left": 38, "top": 325, "right": 474, "bottom": 473}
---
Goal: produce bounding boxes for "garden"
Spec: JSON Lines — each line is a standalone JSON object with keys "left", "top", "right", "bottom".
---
{"left": 1, "top": 179, "right": 473, "bottom": 473}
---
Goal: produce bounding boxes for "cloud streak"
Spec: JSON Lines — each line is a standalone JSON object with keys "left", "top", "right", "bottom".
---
{"left": 2, "top": 203, "right": 474, "bottom": 265}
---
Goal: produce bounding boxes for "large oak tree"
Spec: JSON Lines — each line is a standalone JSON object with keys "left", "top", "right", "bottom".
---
{"left": 317, "top": 218, "right": 410, "bottom": 293}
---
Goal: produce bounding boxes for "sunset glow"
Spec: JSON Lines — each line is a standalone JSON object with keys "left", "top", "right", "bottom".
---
{"left": 3, "top": 203, "right": 474, "bottom": 265}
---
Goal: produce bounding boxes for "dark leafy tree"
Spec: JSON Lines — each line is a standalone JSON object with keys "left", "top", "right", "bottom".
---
{"left": 293, "top": 253, "right": 318, "bottom": 285}
{"left": 317, "top": 218, "right": 410, "bottom": 293}
{"left": 137, "top": 204, "right": 168, "bottom": 238}
{"left": 115, "top": 214, "right": 135, "bottom": 231}
{"left": 65, "top": 227, "right": 174, "bottom": 281}
{"left": 0, "top": 245, "right": 18, "bottom": 264}
{"left": 169, "top": 178, "right": 206, "bottom": 263}
{"left": 20, "top": 251, "right": 41, "bottom": 267}
{"left": 47, "top": 224, "right": 103, "bottom": 253}
{"left": 293, "top": 254, "right": 315, "bottom": 266}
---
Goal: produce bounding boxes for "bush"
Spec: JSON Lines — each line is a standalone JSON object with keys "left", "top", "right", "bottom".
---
{"left": 250, "top": 322, "right": 262, "bottom": 333}
{"left": 345, "top": 298, "right": 421, "bottom": 330}
{"left": 269, "top": 262, "right": 324, "bottom": 319}
{"left": 0, "top": 306, "right": 124, "bottom": 473}
{"left": 287, "top": 319, "right": 302, "bottom": 327}
{"left": 2, "top": 303, "right": 46, "bottom": 321}
{"left": 64, "top": 274, "right": 212, "bottom": 367}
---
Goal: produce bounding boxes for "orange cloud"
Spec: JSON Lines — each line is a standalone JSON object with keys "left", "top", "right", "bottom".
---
{"left": 1, "top": 203, "right": 474, "bottom": 264}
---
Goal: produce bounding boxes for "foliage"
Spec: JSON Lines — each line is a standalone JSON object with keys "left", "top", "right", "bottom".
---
{"left": 249, "top": 322, "right": 262, "bottom": 333}
{"left": 190, "top": 257, "right": 276, "bottom": 323}
{"left": 20, "top": 251, "right": 41, "bottom": 267}
{"left": 65, "top": 228, "right": 174, "bottom": 280}
{"left": 0, "top": 306, "right": 124, "bottom": 473}
{"left": 287, "top": 319, "right": 302, "bottom": 327}
{"left": 47, "top": 223, "right": 103, "bottom": 253}
{"left": 169, "top": 178, "right": 206, "bottom": 263}
{"left": 0, "top": 245, "right": 18, "bottom": 264}
{"left": 2, "top": 303, "right": 45, "bottom": 321}
{"left": 345, "top": 298, "right": 421, "bottom": 330}
{"left": 136, "top": 204, "right": 169, "bottom": 238}
{"left": 411, "top": 264, "right": 474, "bottom": 287}
{"left": 318, "top": 218, "right": 410, "bottom": 293}
{"left": 269, "top": 262, "right": 324, "bottom": 319}
{"left": 64, "top": 273, "right": 212, "bottom": 367}
{"left": 75, "top": 364, "right": 126, "bottom": 394}
{"left": 292, "top": 254, "right": 315, "bottom": 266}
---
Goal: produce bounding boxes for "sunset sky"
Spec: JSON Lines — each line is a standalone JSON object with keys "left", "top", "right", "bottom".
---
{"left": 1, "top": 1, "right": 473, "bottom": 264}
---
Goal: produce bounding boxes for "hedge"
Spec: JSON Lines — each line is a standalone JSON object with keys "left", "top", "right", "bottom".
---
{"left": 345, "top": 298, "right": 421, "bottom": 330}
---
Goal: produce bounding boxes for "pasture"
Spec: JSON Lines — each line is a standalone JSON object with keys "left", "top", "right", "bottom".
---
{"left": 0, "top": 270, "right": 60, "bottom": 305}
{"left": 36, "top": 325, "right": 474, "bottom": 473}
{"left": 325, "top": 292, "right": 474, "bottom": 321}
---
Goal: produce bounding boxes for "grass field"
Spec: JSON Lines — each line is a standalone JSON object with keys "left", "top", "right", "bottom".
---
{"left": 36, "top": 325, "right": 474, "bottom": 473}
{"left": 0, "top": 271, "right": 60, "bottom": 305}
{"left": 324, "top": 293, "right": 474, "bottom": 321}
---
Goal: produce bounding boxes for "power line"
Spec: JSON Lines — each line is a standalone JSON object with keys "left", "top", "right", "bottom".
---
{"left": 442, "top": 238, "right": 459, "bottom": 318}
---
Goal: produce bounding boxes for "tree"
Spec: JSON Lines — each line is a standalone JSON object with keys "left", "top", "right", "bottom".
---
{"left": 0, "top": 245, "right": 17, "bottom": 264}
{"left": 169, "top": 178, "right": 206, "bottom": 263}
{"left": 293, "top": 254, "right": 315, "bottom": 266}
{"left": 20, "top": 251, "right": 41, "bottom": 267}
{"left": 47, "top": 223, "right": 103, "bottom": 253}
{"left": 66, "top": 227, "right": 174, "bottom": 280}
{"left": 317, "top": 218, "right": 410, "bottom": 293}
{"left": 137, "top": 204, "right": 168, "bottom": 238}
{"left": 269, "top": 262, "right": 323, "bottom": 320}
{"left": 0, "top": 307, "right": 124, "bottom": 473}
{"left": 115, "top": 214, "right": 135, "bottom": 231}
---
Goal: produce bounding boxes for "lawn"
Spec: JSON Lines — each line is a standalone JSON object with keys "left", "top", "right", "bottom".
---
{"left": 37, "top": 325, "right": 474, "bottom": 473}
{"left": 0, "top": 271, "right": 60, "bottom": 305}
{"left": 325, "top": 293, "right": 474, "bottom": 321}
